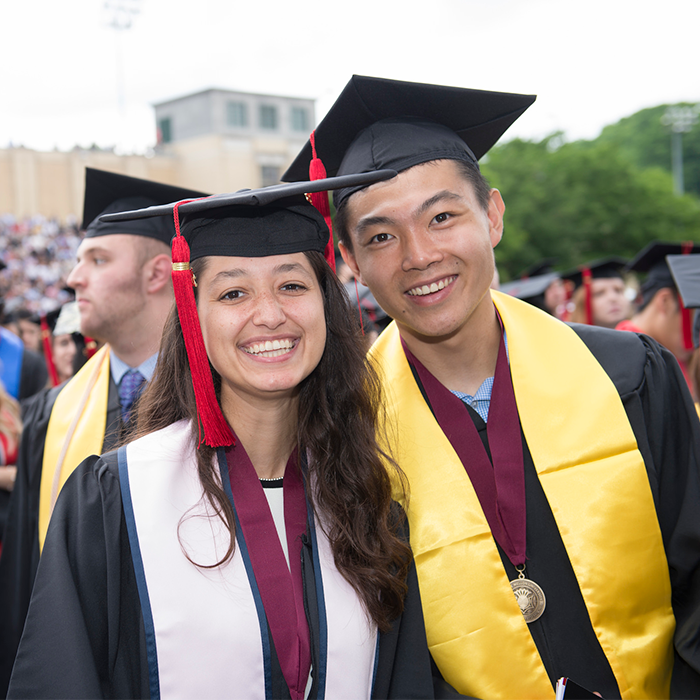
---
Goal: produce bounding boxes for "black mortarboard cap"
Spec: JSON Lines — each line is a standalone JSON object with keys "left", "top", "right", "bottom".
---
{"left": 667, "top": 255, "right": 700, "bottom": 309}
{"left": 561, "top": 257, "right": 627, "bottom": 290}
{"left": 282, "top": 75, "right": 536, "bottom": 209}
{"left": 667, "top": 254, "right": 700, "bottom": 349}
{"left": 499, "top": 272, "right": 560, "bottom": 301}
{"left": 82, "top": 168, "right": 207, "bottom": 245}
{"left": 101, "top": 170, "right": 396, "bottom": 260}
{"left": 626, "top": 241, "right": 700, "bottom": 300}
{"left": 517, "top": 258, "right": 558, "bottom": 279}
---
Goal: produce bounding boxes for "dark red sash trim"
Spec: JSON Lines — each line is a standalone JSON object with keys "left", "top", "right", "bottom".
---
{"left": 400, "top": 313, "right": 527, "bottom": 566}
{"left": 225, "top": 442, "right": 311, "bottom": 699}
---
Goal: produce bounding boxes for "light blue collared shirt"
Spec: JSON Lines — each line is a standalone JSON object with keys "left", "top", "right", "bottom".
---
{"left": 109, "top": 349, "right": 158, "bottom": 387}
{"left": 449, "top": 332, "right": 509, "bottom": 423}
{"left": 451, "top": 377, "right": 495, "bottom": 423}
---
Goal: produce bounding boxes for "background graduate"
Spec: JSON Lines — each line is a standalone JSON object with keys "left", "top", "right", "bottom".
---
{"left": 8, "top": 175, "right": 444, "bottom": 700}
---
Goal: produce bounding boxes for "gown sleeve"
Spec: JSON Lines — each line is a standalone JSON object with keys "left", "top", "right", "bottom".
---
{"left": 575, "top": 324, "right": 700, "bottom": 697}
{"left": 0, "top": 386, "right": 59, "bottom": 698}
{"left": 7, "top": 454, "right": 148, "bottom": 700}
{"left": 629, "top": 338, "right": 700, "bottom": 698}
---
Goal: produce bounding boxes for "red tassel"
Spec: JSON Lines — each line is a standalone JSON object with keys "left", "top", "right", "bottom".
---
{"left": 40, "top": 315, "right": 60, "bottom": 387}
{"left": 172, "top": 201, "right": 234, "bottom": 448}
{"left": 680, "top": 299, "right": 693, "bottom": 351}
{"left": 84, "top": 337, "right": 98, "bottom": 359}
{"left": 307, "top": 131, "right": 335, "bottom": 271}
{"left": 582, "top": 267, "right": 593, "bottom": 326}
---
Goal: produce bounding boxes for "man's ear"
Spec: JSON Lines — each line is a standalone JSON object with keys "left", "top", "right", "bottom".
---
{"left": 144, "top": 253, "right": 172, "bottom": 294}
{"left": 487, "top": 189, "right": 505, "bottom": 249}
{"left": 338, "top": 241, "right": 365, "bottom": 286}
{"left": 652, "top": 287, "right": 674, "bottom": 316}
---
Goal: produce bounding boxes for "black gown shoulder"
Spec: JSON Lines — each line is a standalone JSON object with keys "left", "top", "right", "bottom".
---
{"left": 18, "top": 350, "right": 48, "bottom": 404}
{"left": 9, "top": 450, "right": 451, "bottom": 699}
{"left": 0, "top": 375, "right": 122, "bottom": 699}
{"left": 571, "top": 323, "right": 700, "bottom": 697}
{"left": 0, "top": 384, "right": 62, "bottom": 698}
{"left": 8, "top": 453, "right": 148, "bottom": 700}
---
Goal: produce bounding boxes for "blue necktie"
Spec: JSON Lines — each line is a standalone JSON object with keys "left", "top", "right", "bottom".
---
{"left": 119, "top": 369, "right": 146, "bottom": 423}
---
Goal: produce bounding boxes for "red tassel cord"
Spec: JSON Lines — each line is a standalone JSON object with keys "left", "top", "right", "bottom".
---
{"left": 582, "top": 267, "right": 593, "bottom": 326}
{"left": 171, "top": 201, "right": 234, "bottom": 448}
{"left": 307, "top": 131, "right": 335, "bottom": 272}
{"left": 40, "top": 315, "right": 60, "bottom": 387}
{"left": 83, "top": 338, "right": 98, "bottom": 359}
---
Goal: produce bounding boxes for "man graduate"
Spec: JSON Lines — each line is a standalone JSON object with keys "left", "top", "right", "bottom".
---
{"left": 618, "top": 241, "right": 700, "bottom": 396}
{"left": 284, "top": 76, "right": 700, "bottom": 699}
{"left": 0, "top": 168, "right": 204, "bottom": 697}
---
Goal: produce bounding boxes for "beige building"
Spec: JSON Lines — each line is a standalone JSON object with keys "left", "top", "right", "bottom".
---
{"left": 0, "top": 88, "right": 315, "bottom": 223}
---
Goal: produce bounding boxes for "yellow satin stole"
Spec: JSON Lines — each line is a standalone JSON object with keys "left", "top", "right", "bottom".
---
{"left": 371, "top": 291, "right": 674, "bottom": 699}
{"left": 38, "top": 345, "right": 111, "bottom": 550}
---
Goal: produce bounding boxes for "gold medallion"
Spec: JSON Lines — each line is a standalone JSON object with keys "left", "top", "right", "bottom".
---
{"left": 510, "top": 577, "right": 546, "bottom": 623}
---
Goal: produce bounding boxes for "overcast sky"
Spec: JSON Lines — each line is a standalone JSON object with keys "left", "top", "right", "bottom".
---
{"left": 2, "top": 0, "right": 697, "bottom": 154}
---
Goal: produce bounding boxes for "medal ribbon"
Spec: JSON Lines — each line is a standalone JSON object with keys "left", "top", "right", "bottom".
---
{"left": 400, "top": 310, "right": 527, "bottom": 567}
{"left": 225, "top": 442, "right": 311, "bottom": 700}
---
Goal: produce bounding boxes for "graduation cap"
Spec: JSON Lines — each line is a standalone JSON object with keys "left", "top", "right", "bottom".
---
{"left": 560, "top": 257, "right": 627, "bottom": 326}
{"left": 561, "top": 257, "right": 627, "bottom": 290}
{"left": 52, "top": 301, "right": 81, "bottom": 337}
{"left": 100, "top": 169, "right": 396, "bottom": 448}
{"left": 667, "top": 253, "right": 700, "bottom": 349}
{"left": 499, "top": 272, "right": 560, "bottom": 304}
{"left": 627, "top": 241, "right": 700, "bottom": 350}
{"left": 282, "top": 75, "right": 536, "bottom": 210}
{"left": 626, "top": 241, "right": 700, "bottom": 294}
{"left": 517, "top": 258, "right": 558, "bottom": 279}
{"left": 82, "top": 168, "right": 207, "bottom": 245}
{"left": 31, "top": 303, "right": 81, "bottom": 387}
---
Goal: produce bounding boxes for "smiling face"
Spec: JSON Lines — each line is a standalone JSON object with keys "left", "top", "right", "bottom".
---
{"left": 339, "top": 159, "right": 504, "bottom": 347}
{"left": 196, "top": 253, "right": 327, "bottom": 409}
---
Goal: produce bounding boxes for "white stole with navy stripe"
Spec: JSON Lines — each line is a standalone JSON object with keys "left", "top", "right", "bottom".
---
{"left": 119, "top": 421, "right": 377, "bottom": 700}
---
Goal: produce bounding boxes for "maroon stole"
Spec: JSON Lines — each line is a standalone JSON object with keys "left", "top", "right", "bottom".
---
{"left": 400, "top": 323, "right": 528, "bottom": 568}
{"left": 224, "top": 442, "right": 311, "bottom": 700}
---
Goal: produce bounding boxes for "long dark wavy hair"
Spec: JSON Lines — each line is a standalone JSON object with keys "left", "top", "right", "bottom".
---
{"left": 132, "top": 250, "right": 410, "bottom": 632}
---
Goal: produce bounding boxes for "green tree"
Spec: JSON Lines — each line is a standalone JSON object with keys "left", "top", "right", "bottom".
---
{"left": 597, "top": 104, "right": 700, "bottom": 197}
{"left": 482, "top": 136, "right": 700, "bottom": 280}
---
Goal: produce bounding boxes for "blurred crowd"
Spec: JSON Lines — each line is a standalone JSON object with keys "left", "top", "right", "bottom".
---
{"left": 0, "top": 214, "right": 80, "bottom": 317}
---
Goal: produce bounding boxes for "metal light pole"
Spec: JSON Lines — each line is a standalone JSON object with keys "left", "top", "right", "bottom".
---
{"left": 661, "top": 105, "right": 700, "bottom": 196}
{"left": 103, "top": 0, "right": 141, "bottom": 152}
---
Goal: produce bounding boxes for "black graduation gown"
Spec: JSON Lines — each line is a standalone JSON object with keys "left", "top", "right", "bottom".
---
{"left": 0, "top": 376, "right": 122, "bottom": 699}
{"left": 7, "top": 451, "right": 450, "bottom": 700}
{"left": 17, "top": 350, "right": 48, "bottom": 404}
{"left": 0, "top": 351, "right": 48, "bottom": 545}
{"left": 411, "top": 324, "right": 700, "bottom": 699}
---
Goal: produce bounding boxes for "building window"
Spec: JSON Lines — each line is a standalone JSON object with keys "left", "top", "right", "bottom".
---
{"left": 290, "top": 107, "right": 309, "bottom": 132}
{"left": 261, "top": 165, "right": 281, "bottom": 187}
{"left": 226, "top": 101, "right": 248, "bottom": 128}
{"left": 259, "top": 105, "right": 278, "bottom": 130}
{"left": 158, "top": 117, "right": 172, "bottom": 144}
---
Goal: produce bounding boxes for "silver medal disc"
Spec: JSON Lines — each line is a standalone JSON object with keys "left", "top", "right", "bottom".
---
{"left": 510, "top": 577, "right": 546, "bottom": 623}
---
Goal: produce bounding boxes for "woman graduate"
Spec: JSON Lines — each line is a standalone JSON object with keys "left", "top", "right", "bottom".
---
{"left": 8, "top": 173, "right": 442, "bottom": 700}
